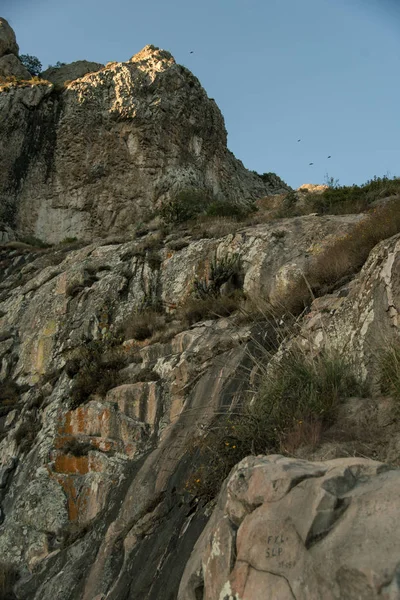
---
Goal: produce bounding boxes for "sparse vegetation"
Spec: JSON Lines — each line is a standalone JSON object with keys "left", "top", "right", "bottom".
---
{"left": 193, "top": 253, "right": 242, "bottom": 299}
{"left": 67, "top": 336, "right": 127, "bottom": 409}
{"left": 313, "top": 175, "right": 400, "bottom": 215}
{"left": 121, "top": 309, "right": 165, "bottom": 341}
{"left": 0, "top": 75, "right": 50, "bottom": 91}
{"left": 272, "top": 197, "right": 400, "bottom": 311}
{"left": 185, "top": 344, "right": 364, "bottom": 501}
{"left": 19, "top": 54, "right": 42, "bottom": 76}
{"left": 379, "top": 341, "right": 400, "bottom": 401}
{"left": 160, "top": 188, "right": 256, "bottom": 225}
{"left": 180, "top": 293, "right": 243, "bottom": 326}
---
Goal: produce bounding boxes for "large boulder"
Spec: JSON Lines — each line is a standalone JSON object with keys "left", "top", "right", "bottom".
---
{"left": 41, "top": 60, "right": 104, "bottom": 88}
{"left": 0, "top": 53, "right": 30, "bottom": 79}
{"left": 0, "top": 17, "right": 18, "bottom": 58}
{"left": 179, "top": 454, "right": 400, "bottom": 599}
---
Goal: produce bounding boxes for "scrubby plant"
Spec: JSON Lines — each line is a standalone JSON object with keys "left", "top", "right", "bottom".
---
{"left": 121, "top": 308, "right": 165, "bottom": 341}
{"left": 19, "top": 54, "right": 42, "bottom": 76}
{"left": 160, "top": 189, "right": 210, "bottom": 224}
{"left": 186, "top": 344, "right": 363, "bottom": 501}
{"left": 313, "top": 174, "right": 400, "bottom": 215}
{"left": 324, "top": 173, "right": 340, "bottom": 189}
{"left": 18, "top": 235, "right": 50, "bottom": 249}
{"left": 193, "top": 253, "right": 242, "bottom": 299}
{"left": 180, "top": 292, "right": 242, "bottom": 326}
{"left": 67, "top": 336, "right": 126, "bottom": 409}
{"left": 204, "top": 200, "right": 256, "bottom": 220}
{"left": 272, "top": 197, "right": 400, "bottom": 310}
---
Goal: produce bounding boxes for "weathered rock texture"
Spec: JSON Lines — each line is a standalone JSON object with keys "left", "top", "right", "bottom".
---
{"left": 1, "top": 17, "right": 400, "bottom": 600}
{"left": 0, "top": 17, "right": 18, "bottom": 58}
{"left": 0, "top": 215, "right": 365, "bottom": 599}
{"left": 0, "top": 54, "right": 31, "bottom": 79}
{"left": 0, "top": 20, "right": 290, "bottom": 244}
{"left": 179, "top": 454, "right": 400, "bottom": 600}
{"left": 41, "top": 60, "right": 104, "bottom": 88}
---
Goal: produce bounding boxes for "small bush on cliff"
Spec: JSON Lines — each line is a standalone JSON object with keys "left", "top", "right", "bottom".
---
{"left": 186, "top": 345, "right": 363, "bottom": 501}
{"left": 273, "top": 197, "right": 400, "bottom": 311}
{"left": 312, "top": 174, "right": 400, "bottom": 215}
{"left": 160, "top": 189, "right": 255, "bottom": 225}
{"left": 161, "top": 189, "right": 210, "bottom": 224}
{"left": 67, "top": 336, "right": 126, "bottom": 409}
{"left": 19, "top": 54, "right": 42, "bottom": 76}
{"left": 193, "top": 253, "right": 242, "bottom": 299}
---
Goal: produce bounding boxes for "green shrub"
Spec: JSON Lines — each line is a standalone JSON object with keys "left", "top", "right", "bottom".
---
{"left": 193, "top": 253, "right": 242, "bottom": 299}
{"left": 160, "top": 189, "right": 210, "bottom": 224}
{"left": 19, "top": 54, "right": 42, "bottom": 76}
{"left": 186, "top": 345, "right": 363, "bottom": 501}
{"left": 313, "top": 175, "right": 400, "bottom": 215}
{"left": 18, "top": 235, "right": 50, "bottom": 249}
{"left": 204, "top": 200, "right": 256, "bottom": 220}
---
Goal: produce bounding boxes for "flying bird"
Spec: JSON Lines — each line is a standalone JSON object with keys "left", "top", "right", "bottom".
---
{"left": 190, "top": 51, "right": 194, "bottom": 54}
{"left": 327, "top": 155, "right": 331, "bottom": 158}
{"left": 309, "top": 162, "right": 314, "bottom": 166}
{"left": 297, "top": 139, "right": 301, "bottom": 142}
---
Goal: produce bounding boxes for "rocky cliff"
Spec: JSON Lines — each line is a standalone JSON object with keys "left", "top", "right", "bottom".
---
{"left": 0, "top": 23, "right": 289, "bottom": 244}
{"left": 1, "top": 17, "right": 400, "bottom": 600}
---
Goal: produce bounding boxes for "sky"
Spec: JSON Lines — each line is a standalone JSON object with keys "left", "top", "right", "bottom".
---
{"left": 2, "top": 0, "right": 400, "bottom": 189}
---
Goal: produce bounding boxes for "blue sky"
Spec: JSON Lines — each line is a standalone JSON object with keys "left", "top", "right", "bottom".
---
{"left": 3, "top": 0, "right": 400, "bottom": 189}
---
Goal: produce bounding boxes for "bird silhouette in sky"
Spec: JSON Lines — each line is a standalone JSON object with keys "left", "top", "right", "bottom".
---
{"left": 309, "top": 162, "right": 314, "bottom": 166}
{"left": 327, "top": 155, "right": 331, "bottom": 158}
{"left": 190, "top": 51, "right": 194, "bottom": 54}
{"left": 297, "top": 139, "right": 301, "bottom": 142}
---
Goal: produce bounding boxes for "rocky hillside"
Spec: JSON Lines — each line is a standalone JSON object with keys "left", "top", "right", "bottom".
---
{"left": 1, "top": 16, "right": 400, "bottom": 600}
{"left": 0, "top": 18, "right": 289, "bottom": 244}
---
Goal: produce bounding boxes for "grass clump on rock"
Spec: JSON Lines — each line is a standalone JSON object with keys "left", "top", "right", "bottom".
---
{"left": 66, "top": 336, "right": 127, "bottom": 409}
{"left": 185, "top": 344, "right": 363, "bottom": 501}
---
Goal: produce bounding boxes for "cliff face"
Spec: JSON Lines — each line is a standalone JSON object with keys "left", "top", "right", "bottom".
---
{"left": 0, "top": 42, "right": 289, "bottom": 244}
{"left": 2, "top": 18, "right": 400, "bottom": 600}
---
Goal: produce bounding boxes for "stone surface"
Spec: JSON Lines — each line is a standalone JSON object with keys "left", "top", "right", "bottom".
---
{"left": 41, "top": 60, "right": 104, "bottom": 87}
{"left": 179, "top": 455, "right": 400, "bottom": 600}
{"left": 0, "top": 17, "right": 18, "bottom": 58}
{"left": 0, "top": 44, "right": 290, "bottom": 243}
{"left": 0, "top": 53, "right": 31, "bottom": 79}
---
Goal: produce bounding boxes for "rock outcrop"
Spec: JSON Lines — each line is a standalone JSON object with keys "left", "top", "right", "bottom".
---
{"left": 180, "top": 454, "right": 400, "bottom": 600}
{"left": 1, "top": 16, "right": 400, "bottom": 600}
{"left": 41, "top": 60, "right": 104, "bottom": 88}
{"left": 0, "top": 19, "right": 290, "bottom": 244}
{"left": 0, "top": 54, "right": 30, "bottom": 79}
{"left": 0, "top": 17, "right": 18, "bottom": 57}
{"left": 0, "top": 215, "right": 365, "bottom": 599}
